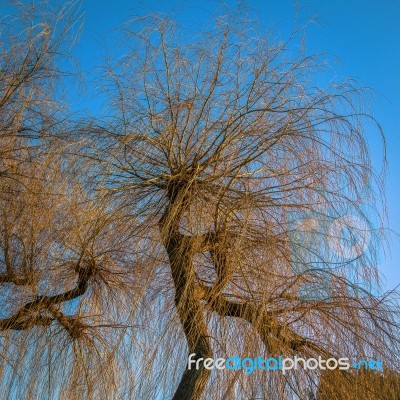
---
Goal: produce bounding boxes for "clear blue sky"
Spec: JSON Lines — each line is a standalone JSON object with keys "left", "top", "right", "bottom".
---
{"left": 3, "top": 1, "right": 399, "bottom": 289}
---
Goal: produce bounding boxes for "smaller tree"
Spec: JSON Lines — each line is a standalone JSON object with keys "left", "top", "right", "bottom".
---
{"left": 317, "top": 368, "right": 400, "bottom": 400}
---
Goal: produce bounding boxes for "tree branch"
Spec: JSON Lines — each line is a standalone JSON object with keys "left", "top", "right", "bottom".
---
{"left": 0, "top": 263, "right": 92, "bottom": 331}
{"left": 206, "top": 292, "right": 333, "bottom": 358}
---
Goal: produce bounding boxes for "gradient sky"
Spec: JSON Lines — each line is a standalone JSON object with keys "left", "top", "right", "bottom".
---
{"left": 3, "top": 1, "right": 399, "bottom": 288}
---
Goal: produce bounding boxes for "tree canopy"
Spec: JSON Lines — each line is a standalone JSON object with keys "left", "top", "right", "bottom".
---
{"left": 0, "top": 3, "right": 398, "bottom": 400}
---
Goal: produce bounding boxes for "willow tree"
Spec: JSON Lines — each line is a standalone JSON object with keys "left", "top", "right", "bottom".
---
{"left": 83, "top": 15, "right": 399, "bottom": 400}
{"left": 0, "top": 5, "right": 399, "bottom": 400}
{"left": 0, "top": 3, "right": 134, "bottom": 399}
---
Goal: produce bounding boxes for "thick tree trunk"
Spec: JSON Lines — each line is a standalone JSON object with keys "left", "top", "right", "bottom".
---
{"left": 160, "top": 201, "right": 212, "bottom": 400}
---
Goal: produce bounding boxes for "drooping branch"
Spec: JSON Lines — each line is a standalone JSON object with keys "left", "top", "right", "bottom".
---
{"left": 0, "top": 260, "right": 93, "bottom": 332}
{"left": 205, "top": 292, "right": 332, "bottom": 358}
{"left": 199, "top": 227, "right": 334, "bottom": 359}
